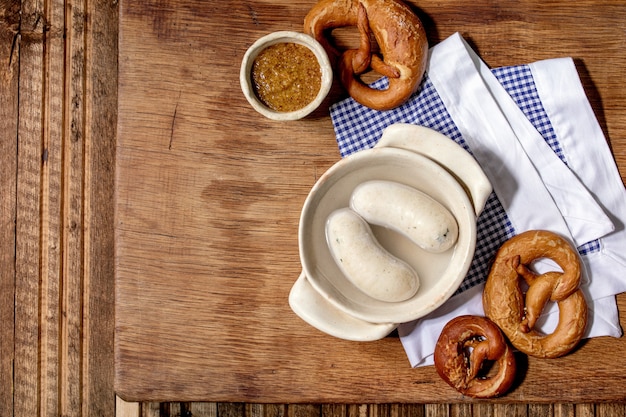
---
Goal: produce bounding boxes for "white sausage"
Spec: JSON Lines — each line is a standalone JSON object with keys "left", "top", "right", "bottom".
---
{"left": 350, "top": 180, "right": 458, "bottom": 253}
{"left": 326, "top": 208, "right": 419, "bottom": 302}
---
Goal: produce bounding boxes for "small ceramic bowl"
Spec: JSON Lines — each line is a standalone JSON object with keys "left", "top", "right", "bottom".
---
{"left": 297, "top": 146, "right": 479, "bottom": 325}
{"left": 240, "top": 31, "right": 333, "bottom": 121}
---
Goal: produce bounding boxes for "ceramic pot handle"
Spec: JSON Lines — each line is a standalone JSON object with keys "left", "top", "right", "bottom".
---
{"left": 376, "top": 123, "right": 492, "bottom": 216}
{"left": 288, "top": 271, "right": 397, "bottom": 341}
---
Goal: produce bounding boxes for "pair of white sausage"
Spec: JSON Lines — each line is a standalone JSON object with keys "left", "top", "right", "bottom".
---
{"left": 326, "top": 180, "right": 459, "bottom": 302}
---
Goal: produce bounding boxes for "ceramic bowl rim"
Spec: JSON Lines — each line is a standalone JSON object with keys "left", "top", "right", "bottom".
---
{"left": 298, "top": 147, "right": 478, "bottom": 324}
{"left": 240, "top": 31, "right": 333, "bottom": 121}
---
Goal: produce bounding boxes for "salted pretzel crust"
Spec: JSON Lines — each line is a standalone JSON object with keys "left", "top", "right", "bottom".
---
{"left": 483, "top": 230, "right": 588, "bottom": 359}
{"left": 304, "top": 0, "right": 428, "bottom": 110}
{"left": 434, "top": 315, "right": 517, "bottom": 398}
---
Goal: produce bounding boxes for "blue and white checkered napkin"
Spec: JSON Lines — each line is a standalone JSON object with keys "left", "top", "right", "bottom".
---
{"left": 330, "top": 32, "right": 626, "bottom": 367}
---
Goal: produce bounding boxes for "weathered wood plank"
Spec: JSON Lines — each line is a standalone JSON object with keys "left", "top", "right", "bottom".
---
{"left": 595, "top": 404, "right": 626, "bottom": 417}
{"left": 425, "top": 404, "right": 449, "bottom": 417}
{"left": 39, "top": 0, "right": 64, "bottom": 414}
{"left": 14, "top": 0, "right": 45, "bottom": 415}
{"left": 553, "top": 404, "right": 574, "bottom": 417}
{"left": 110, "top": 402, "right": 626, "bottom": 417}
{"left": 81, "top": 0, "right": 118, "bottom": 415}
{"left": 0, "top": 0, "right": 20, "bottom": 414}
{"left": 528, "top": 404, "right": 552, "bottom": 417}
{"left": 6, "top": 0, "right": 118, "bottom": 415}
{"left": 473, "top": 403, "right": 496, "bottom": 417}
{"left": 4, "top": 0, "right": 626, "bottom": 414}
{"left": 116, "top": 396, "right": 140, "bottom": 417}
{"left": 450, "top": 404, "right": 472, "bottom": 417}
{"left": 189, "top": 402, "right": 219, "bottom": 417}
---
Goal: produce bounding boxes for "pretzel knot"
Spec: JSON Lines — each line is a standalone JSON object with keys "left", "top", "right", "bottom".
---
{"left": 483, "top": 230, "right": 588, "bottom": 359}
{"left": 434, "top": 315, "right": 517, "bottom": 398}
{"left": 304, "top": 0, "right": 429, "bottom": 111}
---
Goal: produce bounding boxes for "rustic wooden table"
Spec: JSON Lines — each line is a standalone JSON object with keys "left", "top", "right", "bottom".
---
{"left": 2, "top": 0, "right": 625, "bottom": 416}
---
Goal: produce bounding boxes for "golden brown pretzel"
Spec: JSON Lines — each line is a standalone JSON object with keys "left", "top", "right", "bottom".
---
{"left": 434, "top": 315, "right": 517, "bottom": 398}
{"left": 304, "top": 0, "right": 429, "bottom": 110}
{"left": 483, "top": 230, "right": 588, "bottom": 359}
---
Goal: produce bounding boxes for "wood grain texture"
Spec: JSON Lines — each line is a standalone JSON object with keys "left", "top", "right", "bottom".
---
{"left": 3, "top": 0, "right": 626, "bottom": 414}
{"left": 2, "top": 0, "right": 118, "bottom": 416}
{"left": 14, "top": 0, "right": 46, "bottom": 414}
{"left": 115, "top": 0, "right": 626, "bottom": 404}
{"left": 112, "top": 401, "right": 626, "bottom": 417}
{"left": 0, "top": 0, "right": 20, "bottom": 414}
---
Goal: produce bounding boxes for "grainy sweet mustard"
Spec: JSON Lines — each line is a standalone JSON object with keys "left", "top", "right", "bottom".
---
{"left": 251, "top": 43, "right": 321, "bottom": 112}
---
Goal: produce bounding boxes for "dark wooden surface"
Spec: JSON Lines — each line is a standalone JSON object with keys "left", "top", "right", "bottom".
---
{"left": 115, "top": 0, "right": 626, "bottom": 405}
{"left": 2, "top": 0, "right": 625, "bottom": 415}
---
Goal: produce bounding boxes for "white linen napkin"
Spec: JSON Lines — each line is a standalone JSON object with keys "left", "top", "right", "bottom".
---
{"left": 329, "top": 32, "right": 626, "bottom": 367}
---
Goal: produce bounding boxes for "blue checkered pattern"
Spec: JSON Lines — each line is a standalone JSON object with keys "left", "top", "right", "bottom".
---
{"left": 491, "top": 66, "right": 600, "bottom": 256}
{"left": 330, "top": 68, "right": 599, "bottom": 294}
{"left": 492, "top": 65, "right": 567, "bottom": 164}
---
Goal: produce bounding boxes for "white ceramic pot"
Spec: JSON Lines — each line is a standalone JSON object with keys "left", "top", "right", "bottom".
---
{"left": 289, "top": 124, "right": 492, "bottom": 341}
{"left": 240, "top": 31, "right": 333, "bottom": 121}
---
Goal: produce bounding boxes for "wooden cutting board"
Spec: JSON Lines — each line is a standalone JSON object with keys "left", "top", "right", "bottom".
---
{"left": 115, "top": 0, "right": 626, "bottom": 403}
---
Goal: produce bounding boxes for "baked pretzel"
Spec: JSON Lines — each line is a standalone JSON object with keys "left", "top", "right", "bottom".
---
{"left": 483, "top": 230, "right": 588, "bottom": 359}
{"left": 434, "top": 315, "right": 517, "bottom": 398}
{"left": 304, "top": 0, "right": 429, "bottom": 110}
